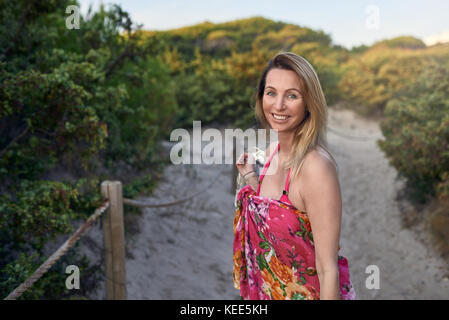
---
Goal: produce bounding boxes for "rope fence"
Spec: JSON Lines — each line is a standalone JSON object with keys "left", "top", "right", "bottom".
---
{"left": 327, "top": 125, "right": 379, "bottom": 141}
{"left": 4, "top": 201, "right": 110, "bottom": 300}
{"left": 3, "top": 169, "right": 225, "bottom": 300}
{"left": 122, "top": 169, "right": 223, "bottom": 208}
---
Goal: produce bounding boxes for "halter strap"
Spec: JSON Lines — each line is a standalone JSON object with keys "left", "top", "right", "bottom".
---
{"left": 256, "top": 142, "right": 291, "bottom": 196}
{"left": 284, "top": 168, "right": 291, "bottom": 192}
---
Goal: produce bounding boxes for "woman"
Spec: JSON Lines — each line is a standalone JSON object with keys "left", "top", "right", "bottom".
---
{"left": 233, "top": 51, "right": 356, "bottom": 300}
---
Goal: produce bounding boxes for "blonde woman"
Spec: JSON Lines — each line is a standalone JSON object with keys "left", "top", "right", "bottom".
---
{"left": 233, "top": 51, "right": 356, "bottom": 300}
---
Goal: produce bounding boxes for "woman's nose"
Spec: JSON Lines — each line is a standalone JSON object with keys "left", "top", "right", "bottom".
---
{"left": 274, "top": 95, "right": 286, "bottom": 110}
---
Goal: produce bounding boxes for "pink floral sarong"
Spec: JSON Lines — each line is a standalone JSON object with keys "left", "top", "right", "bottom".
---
{"left": 233, "top": 142, "right": 356, "bottom": 300}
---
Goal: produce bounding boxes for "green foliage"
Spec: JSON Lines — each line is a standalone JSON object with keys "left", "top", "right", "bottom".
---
{"left": 0, "top": 57, "right": 116, "bottom": 180}
{"left": 377, "top": 62, "right": 449, "bottom": 203}
{"left": 0, "top": 0, "right": 174, "bottom": 299}
{"left": 0, "top": 178, "right": 100, "bottom": 252}
{"left": 104, "top": 54, "right": 178, "bottom": 170}
{"left": 122, "top": 161, "right": 167, "bottom": 199}
{"left": 252, "top": 24, "right": 332, "bottom": 53}
{"left": 350, "top": 44, "right": 369, "bottom": 54}
{"left": 172, "top": 55, "right": 235, "bottom": 127}
{"left": 338, "top": 44, "right": 437, "bottom": 115}
{"left": 373, "top": 36, "right": 426, "bottom": 50}
{"left": 0, "top": 1, "right": 176, "bottom": 179}
{"left": 150, "top": 17, "right": 287, "bottom": 59}
{"left": 0, "top": 250, "right": 101, "bottom": 300}
{"left": 0, "top": 176, "right": 103, "bottom": 300}
{"left": 166, "top": 46, "right": 273, "bottom": 129}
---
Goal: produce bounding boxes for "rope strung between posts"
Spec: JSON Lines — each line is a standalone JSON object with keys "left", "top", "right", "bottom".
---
{"left": 4, "top": 201, "right": 110, "bottom": 300}
{"left": 327, "top": 126, "right": 378, "bottom": 141}
{"left": 124, "top": 132, "right": 378, "bottom": 206}
{"left": 123, "top": 169, "right": 224, "bottom": 208}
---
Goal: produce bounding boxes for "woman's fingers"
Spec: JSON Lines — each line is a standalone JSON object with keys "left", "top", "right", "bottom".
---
{"left": 236, "top": 153, "right": 247, "bottom": 165}
{"left": 236, "top": 152, "right": 256, "bottom": 175}
{"left": 246, "top": 153, "right": 256, "bottom": 164}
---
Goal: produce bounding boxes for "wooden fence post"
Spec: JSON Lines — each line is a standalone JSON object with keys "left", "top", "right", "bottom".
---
{"left": 101, "top": 181, "right": 127, "bottom": 300}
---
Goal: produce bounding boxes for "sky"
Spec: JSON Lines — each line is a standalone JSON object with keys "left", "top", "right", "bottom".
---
{"left": 78, "top": 0, "right": 449, "bottom": 48}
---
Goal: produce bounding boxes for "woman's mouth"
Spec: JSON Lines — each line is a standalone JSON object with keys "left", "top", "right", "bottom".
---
{"left": 272, "top": 113, "right": 290, "bottom": 121}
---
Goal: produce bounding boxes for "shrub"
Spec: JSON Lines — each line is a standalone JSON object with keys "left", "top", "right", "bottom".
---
{"left": 0, "top": 1, "right": 174, "bottom": 299}
{"left": 377, "top": 61, "right": 449, "bottom": 203}
{"left": 338, "top": 46, "right": 431, "bottom": 115}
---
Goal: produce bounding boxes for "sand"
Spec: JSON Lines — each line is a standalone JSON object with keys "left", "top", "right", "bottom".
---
{"left": 80, "top": 106, "right": 449, "bottom": 300}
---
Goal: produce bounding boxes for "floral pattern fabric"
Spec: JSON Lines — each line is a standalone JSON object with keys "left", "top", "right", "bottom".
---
{"left": 233, "top": 184, "right": 356, "bottom": 300}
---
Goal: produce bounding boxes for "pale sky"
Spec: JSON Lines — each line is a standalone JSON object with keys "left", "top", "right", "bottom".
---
{"left": 78, "top": 0, "right": 449, "bottom": 48}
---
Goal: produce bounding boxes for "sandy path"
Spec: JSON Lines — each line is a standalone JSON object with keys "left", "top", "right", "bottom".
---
{"left": 327, "top": 107, "right": 449, "bottom": 299}
{"left": 83, "top": 107, "right": 449, "bottom": 300}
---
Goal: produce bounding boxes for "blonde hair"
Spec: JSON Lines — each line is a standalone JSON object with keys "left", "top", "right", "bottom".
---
{"left": 254, "top": 51, "right": 338, "bottom": 179}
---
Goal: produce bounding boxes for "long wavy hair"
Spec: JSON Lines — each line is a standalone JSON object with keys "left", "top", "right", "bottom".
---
{"left": 254, "top": 51, "right": 338, "bottom": 179}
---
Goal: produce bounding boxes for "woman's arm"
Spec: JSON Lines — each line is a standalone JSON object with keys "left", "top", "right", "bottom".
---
{"left": 243, "top": 172, "right": 259, "bottom": 191}
{"left": 299, "top": 150, "right": 342, "bottom": 300}
{"left": 243, "top": 142, "right": 276, "bottom": 191}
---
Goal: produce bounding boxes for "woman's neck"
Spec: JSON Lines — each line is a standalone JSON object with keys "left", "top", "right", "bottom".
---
{"left": 277, "top": 131, "right": 295, "bottom": 167}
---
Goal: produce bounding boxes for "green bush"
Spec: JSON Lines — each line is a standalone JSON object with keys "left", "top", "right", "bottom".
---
{"left": 0, "top": 250, "right": 101, "bottom": 300}
{"left": 0, "top": 177, "right": 103, "bottom": 299}
{"left": 0, "top": 1, "right": 174, "bottom": 299}
{"left": 168, "top": 47, "right": 270, "bottom": 130}
{"left": 374, "top": 36, "right": 426, "bottom": 50}
{"left": 338, "top": 45, "right": 431, "bottom": 116}
{"left": 377, "top": 62, "right": 449, "bottom": 203}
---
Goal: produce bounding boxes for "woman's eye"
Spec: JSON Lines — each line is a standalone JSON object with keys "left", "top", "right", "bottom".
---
{"left": 265, "top": 91, "right": 298, "bottom": 99}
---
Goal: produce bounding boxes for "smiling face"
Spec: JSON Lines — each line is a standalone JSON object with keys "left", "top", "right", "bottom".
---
{"left": 262, "top": 68, "right": 307, "bottom": 133}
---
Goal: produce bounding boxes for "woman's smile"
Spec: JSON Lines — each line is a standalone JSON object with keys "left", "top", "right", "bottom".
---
{"left": 271, "top": 113, "right": 290, "bottom": 122}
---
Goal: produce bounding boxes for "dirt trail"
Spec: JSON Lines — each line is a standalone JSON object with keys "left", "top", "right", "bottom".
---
{"left": 83, "top": 106, "right": 449, "bottom": 299}
{"left": 327, "top": 107, "right": 448, "bottom": 299}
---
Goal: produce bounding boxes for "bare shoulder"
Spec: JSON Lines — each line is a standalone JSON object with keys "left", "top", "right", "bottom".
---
{"left": 297, "top": 147, "right": 342, "bottom": 216}
{"left": 288, "top": 147, "right": 340, "bottom": 213}
{"left": 300, "top": 147, "right": 338, "bottom": 181}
